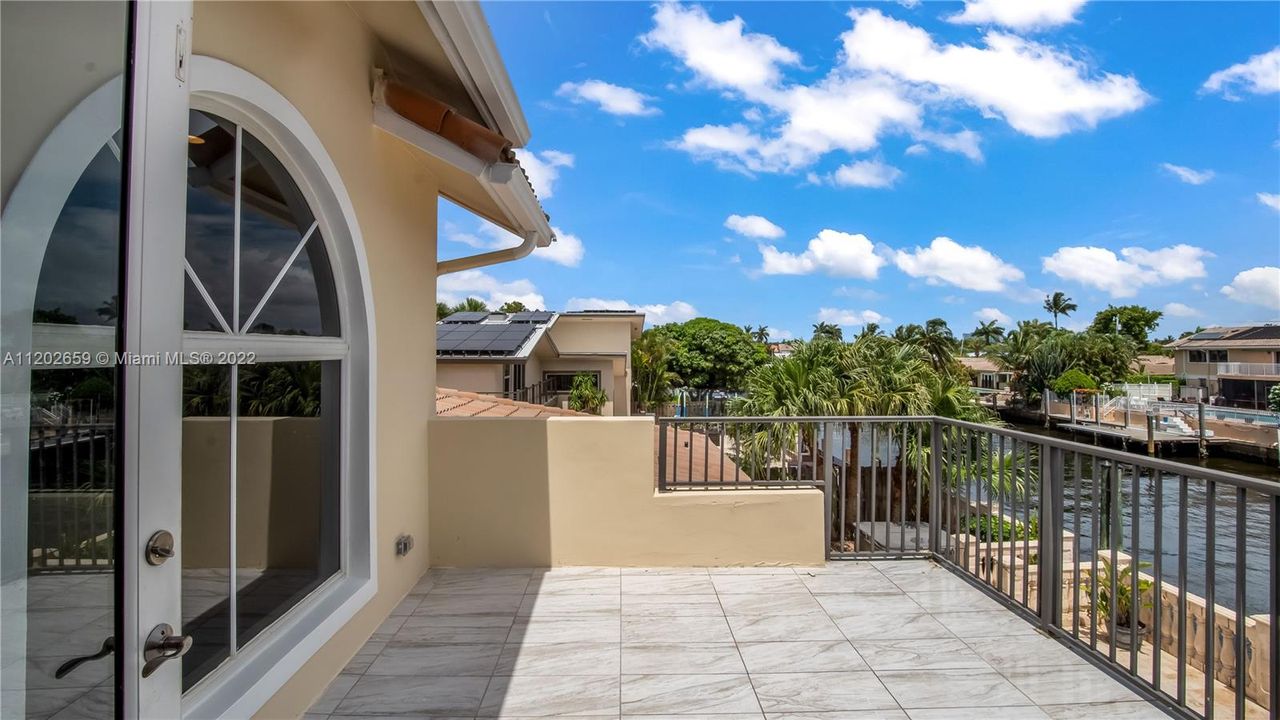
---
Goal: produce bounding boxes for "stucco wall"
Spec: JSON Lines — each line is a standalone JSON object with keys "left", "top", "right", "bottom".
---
{"left": 540, "top": 357, "right": 622, "bottom": 415}
{"left": 546, "top": 317, "right": 633, "bottom": 355}
{"left": 437, "top": 362, "right": 504, "bottom": 394}
{"left": 190, "top": 2, "right": 440, "bottom": 717}
{"left": 428, "top": 416, "right": 824, "bottom": 567}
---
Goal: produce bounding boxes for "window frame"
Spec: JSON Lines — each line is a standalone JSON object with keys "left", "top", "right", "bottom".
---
{"left": 181, "top": 56, "right": 376, "bottom": 720}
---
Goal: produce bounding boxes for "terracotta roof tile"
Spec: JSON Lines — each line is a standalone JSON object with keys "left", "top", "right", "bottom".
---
{"left": 435, "top": 387, "right": 587, "bottom": 418}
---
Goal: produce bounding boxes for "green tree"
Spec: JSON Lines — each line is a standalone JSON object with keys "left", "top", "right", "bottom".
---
{"left": 892, "top": 323, "right": 924, "bottom": 343}
{"left": 1051, "top": 368, "right": 1097, "bottom": 395}
{"left": 498, "top": 300, "right": 529, "bottom": 313}
{"left": 654, "top": 318, "right": 769, "bottom": 390}
{"left": 918, "top": 318, "right": 959, "bottom": 372}
{"left": 970, "top": 320, "right": 1005, "bottom": 353}
{"left": 811, "top": 322, "right": 844, "bottom": 343}
{"left": 451, "top": 297, "right": 490, "bottom": 314}
{"left": 567, "top": 372, "right": 608, "bottom": 414}
{"left": 1043, "top": 291, "right": 1078, "bottom": 328}
{"left": 436, "top": 302, "right": 452, "bottom": 320}
{"left": 751, "top": 325, "right": 770, "bottom": 343}
{"left": 1089, "top": 304, "right": 1162, "bottom": 346}
{"left": 631, "top": 330, "right": 680, "bottom": 413}
{"left": 1268, "top": 384, "right": 1280, "bottom": 413}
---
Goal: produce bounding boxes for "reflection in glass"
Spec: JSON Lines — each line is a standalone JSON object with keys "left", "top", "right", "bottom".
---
{"left": 235, "top": 361, "right": 340, "bottom": 647}
{"left": 180, "top": 365, "right": 232, "bottom": 692}
{"left": 185, "top": 110, "right": 237, "bottom": 331}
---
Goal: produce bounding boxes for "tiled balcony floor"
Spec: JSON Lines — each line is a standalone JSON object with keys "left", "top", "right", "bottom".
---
{"left": 307, "top": 560, "right": 1169, "bottom": 719}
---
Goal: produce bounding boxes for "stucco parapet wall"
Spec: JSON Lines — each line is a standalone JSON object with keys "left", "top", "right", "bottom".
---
{"left": 427, "top": 415, "right": 824, "bottom": 567}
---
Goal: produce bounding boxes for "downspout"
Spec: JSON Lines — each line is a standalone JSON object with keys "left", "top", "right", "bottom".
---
{"left": 437, "top": 163, "right": 540, "bottom": 275}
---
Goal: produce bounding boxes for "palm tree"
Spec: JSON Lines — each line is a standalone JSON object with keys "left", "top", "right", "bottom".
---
{"left": 892, "top": 323, "right": 924, "bottom": 343}
{"left": 436, "top": 302, "right": 452, "bottom": 320}
{"left": 857, "top": 322, "right": 883, "bottom": 340}
{"left": 631, "top": 331, "right": 681, "bottom": 414}
{"left": 498, "top": 300, "right": 528, "bottom": 313}
{"left": 752, "top": 325, "right": 770, "bottom": 344}
{"left": 453, "top": 297, "right": 490, "bottom": 313}
{"left": 812, "top": 322, "right": 843, "bottom": 342}
{"left": 971, "top": 320, "right": 1005, "bottom": 354}
{"left": 1043, "top": 291, "right": 1078, "bottom": 329}
{"left": 918, "top": 318, "right": 959, "bottom": 372}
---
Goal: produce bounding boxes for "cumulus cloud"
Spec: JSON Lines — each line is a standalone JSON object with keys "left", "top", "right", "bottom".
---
{"left": 1160, "top": 163, "right": 1214, "bottom": 185}
{"left": 438, "top": 270, "right": 545, "bottom": 310}
{"left": 948, "top": 0, "right": 1088, "bottom": 30}
{"left": 841, "top": 9, "right": 1150, "bottom": 139}
{"left": 826, "top": 159, "right": 904, "bottom": 188}
{"left": 758, "top": 230, "right": 885, "bottom": 279}
{"left": 1042, "top": 243, "right": 1212, "bottom": 298}
{"left": 725, "top": 214, "right": 785, "bottom": 239}
{"left": 564, "top": 297, "right": 699, "bottom": 325}
{"left": 1162, "top": 302, "right": 1200, "bottom": 318}
{"left": 818, "top": 307, "right": 884, "bottom": 327}
{"left": 557, "top": 79, "right": 660, "bottom": 116}
{"left": 891, "top": 237, "right": 1025, "bottom": 292}
{"left": 514, "top": 148, "right": 574, "bottom": 199}
{"left": 1220, "top": 266, "right": 1280, "bottom": 310}
{"left": 769, "top": 328, "right": 796, "bottom": 340}
{"left": 536, "top": 227, "right": 585, "bottom": 267}
{"left": 974, "top": 307, "right": 1013, "bottom": 325}
{"left": 1202, "top": 47, "right": 1280, "bottom": 100}
{"left": 1258, "top": 192, "right": 1280, "bottom": 211}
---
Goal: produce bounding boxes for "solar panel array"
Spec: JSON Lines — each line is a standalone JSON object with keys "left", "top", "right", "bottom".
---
{"left": 509, "top": 311, "right": 554, "bottom": 324}
{"left": 441, "top": 312, "right": 489, "bottom": 324}
{"left": 1231, "top": 325, "right": 1280, "bottom": 341}
{"left": 437, "top": 323, "right": 536, "bottom": 356}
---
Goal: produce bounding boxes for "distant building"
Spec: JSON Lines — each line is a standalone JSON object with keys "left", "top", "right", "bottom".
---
{"left": 956, "top": 356, "right": 1012, "bottom": 390}
{"left": 436, "top": 310, "right": 643, "bottom": 416}
{"left": 1166, "top": 325, "right": 1280, "bottom": 409}
{"left": 768, "top": 342, "right": 795, "bottom": 358}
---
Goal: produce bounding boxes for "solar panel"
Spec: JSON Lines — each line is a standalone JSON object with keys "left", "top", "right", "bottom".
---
{"left": 1230, "top": 326, "right": 1280, "bottom": 341}
{"left": 441, "top": 312, "right": 487, "bottom": 324}
{"left": 510, "top": 311, "right": 554, "bottom": 324}
{"left": 436, "top": 321, "right": 536, "bottom": 356}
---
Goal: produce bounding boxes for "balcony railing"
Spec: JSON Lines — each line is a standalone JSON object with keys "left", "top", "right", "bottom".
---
{"left": 1217, "top": 362, "right": 1280, "bottom": 377}
{"left": 656, "top": 415, "right": 1277, "bottom": 720}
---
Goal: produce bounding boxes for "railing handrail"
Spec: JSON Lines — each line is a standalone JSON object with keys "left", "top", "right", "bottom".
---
{"left": 1216, "top": 361, "right": 1280, "bottom": 376}
{"left": 656, "top": 414, "right": 1280, "bottom": 495}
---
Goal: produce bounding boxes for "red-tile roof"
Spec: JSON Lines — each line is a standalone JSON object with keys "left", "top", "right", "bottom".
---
{"left": 435, "top": 387, "right": 587, "bottom": 418}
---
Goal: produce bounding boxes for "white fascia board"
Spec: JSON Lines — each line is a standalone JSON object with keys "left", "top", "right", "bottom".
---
{"left": 417, "top": 0, "right": 531, "bottom": 147}
{"left": 373, "top": 104, "right": 552, "bottom": 249}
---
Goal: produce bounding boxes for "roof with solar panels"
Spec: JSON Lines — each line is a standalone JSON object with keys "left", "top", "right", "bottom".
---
{"left": 1165, "top": 324, "right": 1280, "bottom": 350}
{"left": 435, "top": 309, "right": 643, "bottom": 359}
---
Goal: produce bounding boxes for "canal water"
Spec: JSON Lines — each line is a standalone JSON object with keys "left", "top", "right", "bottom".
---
{"left": 1003, "top": 419, "right": 1275, "bottom": 617}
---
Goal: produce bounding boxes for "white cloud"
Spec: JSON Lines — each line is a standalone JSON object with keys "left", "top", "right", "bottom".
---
{"left": 913, "top": 129, "right": 984, "bottom": 162}
{"left": 818, "top": 307, "right": 884, "bottom": 327}
{"left": 1202, "top": 47, "right": 1280, "bottom": 100}
{"left": 725, "top": 214, "right": 785, "bottom": 239}
{"left": 1258, "top": 192, "right": 1280, "bottom": 211}
{"left": 1162, "top": 302, "right": 1200, "bottom": 318}
{"left": 514, "top": 148, "right": 575, "bottom": 199}
{"left": 841, "top": 9, "right": 1150, "bottom": 138}
{"left": 641, "top": 3, "right": 801, "bottom": 98}
{"left": 892, "top": 236, "right": 1024, "bottom": 292}
{"left": 556, "top": 79, "right": 660, "bottom": 116}
{"left": 1160, "top": 163, "right": 1214, "bottom": 185}
{"left": 1220, "top": 266, "right": 1280, "bottom": 310}
{"left": 769, "top": 328, "right": 795, "bottom": 340}
{"left": 948, "top": 0, "right": 1088, "bottom": 30}
{"left": 905, "top": 143, "right": 929, "bottom": 156}
{"left": 438, "top": 270, "right": 545, "bottom": 310}
{"left": 759, "top": 229, "right": 885, "bottom": 279}
{"left": 535, "top": 227, "right": 585, "bottom": 267}
{"left": 974, "top": 307, "right": 1013, "bottom": 325}
{"left": 1042, "top": 243, "right": 1212, "bottom": 298}
{"left": 827, "top": 159, "right": 904, "bottom": 189}
{"left": 564, "top": 297, "right": 699, "bottom": 325}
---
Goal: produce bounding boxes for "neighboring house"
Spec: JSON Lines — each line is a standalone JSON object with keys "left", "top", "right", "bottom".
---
{"left": 956, "top": 356, "right": 1012, "bottom": 390}
{"left": 1131, "top": 354, "right": 1175, "bottom": 376}
{"left": 436, "top": 309, "right": 643, "bottom": 416}
{"left": 1166, "top": 325, "right": 1280, "bottom": 408}
{"left": 768, "top": 342, "right": 794, "bottom": 358}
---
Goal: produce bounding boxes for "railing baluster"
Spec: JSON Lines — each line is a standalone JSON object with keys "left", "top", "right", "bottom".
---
{"left": 998, "top": 434, "right": 1006, "bottom": 597}
{"left": 658, "top": 420, "right": 668, "bottom": 492}
{"left": 1178, "top": 474, "right": 1189, "bottom": 708}
{"left": 1234, "top": 486, "right": 1245, "bottom": 720}
{"left": 899, "top": 424, "right": 908, "bottom": 554}
{"left": 1072, "top": 450, "right": 1081, "bottom": 640}
{"left": 1022, "top": 441, "right": 1032, "bottom": 609}
{"left": 914, "top": 424, "right": 923, "bottom": 553}
{"left": 1152, "top": 469, "right": 1163, "bottom": 695}
{"left": 1205, "top": 479, "right": 1217, "bottom": 720}
{"left": 1130, "top": 462, "right": 1140, "bottom": 677}
{"left": 1091, "top": 455, "right": 1100, "bottom": 652}
{"left": 1110, "top": 461, "right": 1120, "bottom": 665}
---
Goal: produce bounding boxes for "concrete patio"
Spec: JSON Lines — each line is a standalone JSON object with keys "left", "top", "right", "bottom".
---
{"left": 306, "top": 560, "right": 1168, "bottom": 719}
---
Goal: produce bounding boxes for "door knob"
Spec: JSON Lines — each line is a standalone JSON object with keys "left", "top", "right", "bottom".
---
{"left": 141, "top": 623, "right": 193, "bottom": 678}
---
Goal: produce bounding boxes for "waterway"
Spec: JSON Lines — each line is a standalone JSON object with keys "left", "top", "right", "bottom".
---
{"left": 1001, "top": 418, "right": 1275, "bottom": 617}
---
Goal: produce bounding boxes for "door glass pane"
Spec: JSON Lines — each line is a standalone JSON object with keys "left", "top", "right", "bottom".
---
{"left": 1, "top": 2, "right": 128, "bottom": 717}
{"left": 180, "top": 365, "right": 232, "bottom": 692}
{"left": 245, "top": 233, "right": 336, "bottom": 337}
{"left": 185, "top": 110, "right": 237, "bottom": 333}
{"left": 235, "top": 361, "right": 341, "bottom": 648}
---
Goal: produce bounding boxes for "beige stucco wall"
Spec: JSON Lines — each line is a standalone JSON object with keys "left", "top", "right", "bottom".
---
{"left": 540, "top": 357, "right": 623, "bottom": 415}
{"left": 546, "top": 317, "right": 634, "bottom": 355}
{"left": 437, "top": 362, "right": 504, "bottom": 394}
{"left": 190, "top": 2, "right": 444, "bottom": 717}
{"left": 428, "top": 416, "right": 824, "bottom": 567}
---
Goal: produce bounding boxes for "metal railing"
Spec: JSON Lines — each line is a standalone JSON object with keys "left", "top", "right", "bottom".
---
{"left": 29, "top": 423, "right": 116, "bottom": 573}
{"left": 655, "top": 415, "right": 1278, "bottom": 720}
{"left": 1217, "top": 362, "right": 1280, "bottom": 378}
{"left": 479, "top": 381, "right": 555, "bottom": 405}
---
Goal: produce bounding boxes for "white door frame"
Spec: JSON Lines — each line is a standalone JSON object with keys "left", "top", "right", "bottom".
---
{"left": 121, "top": 2, "right": 193, "bottom": 717}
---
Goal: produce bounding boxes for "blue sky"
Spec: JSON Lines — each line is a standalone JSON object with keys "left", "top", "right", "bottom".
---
{"left": 439, "top": 0, "right": 1280, "bottom": 341}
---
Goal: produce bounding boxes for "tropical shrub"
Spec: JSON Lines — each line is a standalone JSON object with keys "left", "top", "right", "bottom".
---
{"left": 1087, "top": 558, "right": 1153, "bottom": 629}
{"left": 1269, "top": 383, "right": 1280, "bottom": 413}
{"left": 567, "top": 372, "right": 608, "bottom": 414}
{"left": 1052, "top": 369, "right": 1097, "bottom": 395}
{"left": 967, "top": 515, "right": 1038, "bottom": 541}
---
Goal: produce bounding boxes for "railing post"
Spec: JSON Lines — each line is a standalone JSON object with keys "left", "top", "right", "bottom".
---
{"left": 823, "top": 422, "right": 834, "bottom": 561}
{"left": 657, "top": 420, "right": 668, "bottom": 492}
{"left": 1038, "top": 444, "right": 1063, "bottom": 629}
{"left": 1197, "top": 401, "right": 1208, "bottom": 459}
{"left": 929, "top": 420, "right": 942, "bottom": 555}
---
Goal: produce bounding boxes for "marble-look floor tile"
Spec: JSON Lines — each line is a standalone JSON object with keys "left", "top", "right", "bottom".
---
{"left": 480, "top": 675, "right": 621, "bottom": 717}
{"left": 429, "top": 574, "right": 532, "bottom": 595}
{"left": 770, "top": 713, "right": 909, "bottom": 720}
{"left": 621, "top": 567, "right": 711, "bottom": 576}
{"left": 876, "top": 668, "right": 1032, "bottom": 709}
{"left": 799, "top": 573, "right": 903, "bottom": 595}
{"left": 931, "top": 610, "right": 1040, "bottom": 639}
{"left": 530, "top": 575, "right": 620, "bottom": 595}
{"left": 834, "top": 612, "right": 953, "bottom": 640}
{"left": 904, "top": 588, "right": 1005, "bottom": 613}
{"left": 727, "top": 613, "right": 845, "bottom": 642}
{"left": 309, "top": 673, "right": 359, "bottom": 714}
{"left": 712, "top": 575, "right": 809, "bottom": 594}
{"left": 365, "top": 643, "right": 502, "bottom": 676}
{"left": 397, "top": 614, "right": 515, "bottom": 644}
{"left": 623, "top": 594, "right": 724, "bottom": 617}
{"left": 622, "top": 643, "right": 746, "bottom": 674}
{"left": 737, "top": 640, "right": 866, "bottom": 674}
{"left": 811, "top": 592, "right": 918, "bottom": 619}
{"left": 623, "top": 615, "right": 734, "bottom": 643}
{"left": 622, "top": 673, "right": 759, "bottom": 715}
{"left": 880, "top": 569, "right": 975, "bottom": 593}
{"left": 718, "top": 593, "right": 824, "bottom": 616}
{"left": 518, "top": 592, "right": 620, "bottom": 617}
{"left": 906, "top": 706, "right": 1050, "bottom": 719}
{"left": 708, "top": 566, "right": 799, "bottom": 575}
{"left": 508, "top": 617, "right": 621, "bottom": 644}
{"left": 1001, "top": 666, "right": 1144, "bottom": 706}
{"left": 962, "top": 634, "right": 1088, "bottom": 671}
{"left": 495, "top": 642, "right": 620, "bottom": 676}
{"left": 413, "top": 593, "right": 524, "bottom": 616}
{"left": 1041, "top": 701, "right": 1170, "bottom": 719}
{"left": 852, "top": 637, "right": 988, "bottom": 671}
{"left": 335, "top": 675, "right": 488, "bottom": 716}
{"left": 751, "top": 671, "right": 898, "bottom": 713}
{"left": 623, "top": 574, "right": 717, "bottom": 594}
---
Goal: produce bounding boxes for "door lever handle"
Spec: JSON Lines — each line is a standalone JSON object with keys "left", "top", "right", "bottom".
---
{"left": 55, "top": 637, "right": 115, "bottom": 679}
{"left": 141, "top": 623, "right": 193, "bottom": 679}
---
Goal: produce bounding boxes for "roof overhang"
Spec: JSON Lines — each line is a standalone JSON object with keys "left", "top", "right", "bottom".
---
{"left": 416, "top": 1, "right": 531, "bottom": 147}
